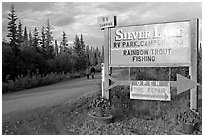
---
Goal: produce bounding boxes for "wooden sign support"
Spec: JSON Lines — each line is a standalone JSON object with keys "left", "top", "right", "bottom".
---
{"left": 102, "top": 28, "right": 110, "bottom": 99}
{"left": 189, "top": 18, "right": 199, "bottom": 112}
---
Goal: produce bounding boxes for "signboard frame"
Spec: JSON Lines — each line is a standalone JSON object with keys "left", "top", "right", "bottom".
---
{"left": 109, "top": 19, "right": 192, "bottom": 68}
{"left": 101, "top": 17, "right": 199, "bottom": 111}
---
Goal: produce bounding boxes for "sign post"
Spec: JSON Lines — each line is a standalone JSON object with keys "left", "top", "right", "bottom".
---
{"left": 98, "top": 15, "right": 116, "bottom": 99}
{"left": 103, "top": 28, "right": 110, "bottom": 99}
{"left": 189, "top": 18, "right": 199, "bottom": 112}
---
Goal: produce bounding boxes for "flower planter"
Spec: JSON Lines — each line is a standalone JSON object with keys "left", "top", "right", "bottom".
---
{"left": 92, "top": 107, "right": 103, "bottom": 117}
{"left": 87, "top": 113, "right": 114, "bottom": 124}
{"left": 183, "top": 123, "right": 195, "bottom": 134}
{"left": 194, "top": 120, "right": 202, "bottom": 132}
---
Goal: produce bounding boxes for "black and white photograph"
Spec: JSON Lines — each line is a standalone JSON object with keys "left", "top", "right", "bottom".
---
{"left": 1, "top": 1, "right": 202, "bottom": 135}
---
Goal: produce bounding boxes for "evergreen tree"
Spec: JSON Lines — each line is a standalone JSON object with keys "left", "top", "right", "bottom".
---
{"left": 80, "top": 33, "right": 85, "bottom": 49}
{"left": 17, "top": 20, "right": 23, "bottom": 45}
{"left": 40, "top": 25, "right": 46, "bottom": 57}
{"left": 61, "top": 31, "right": 68, "bottom": 53}
{"left": 45, "top": 19, "right": 54, "bottom": 59}
{"left": 28, "top": 30, "right": 32, "bottom": 46}
{"left": 32, "top": 27, "right": 40, "bottom": 52}
{"left": 95, "top": 46, "right": 101, "bottom": 65}
{"left": 85, "top": 45, "right": 90, "bottom": 67}
{"left": 73, "top": 35, "right": 86, "bottom": 71}
{"left": 54, "top": 40, "right": 59, "bottom": 56}
{"left": 73, "top": 35, "right": 81, "bottom": 54}
{"left": 7, "top": 4, "right": 19, "bottom": 56}
{"left": 23, "top": 26, "right": 28, "bottom": 44}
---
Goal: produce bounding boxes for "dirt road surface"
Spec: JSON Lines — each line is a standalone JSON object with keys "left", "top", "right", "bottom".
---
{"left": 2, "top": 74, "right": 101, "bottom": 115}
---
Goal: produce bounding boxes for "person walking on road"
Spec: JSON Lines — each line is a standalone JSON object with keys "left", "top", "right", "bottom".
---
{"left": 86, "top": 68, "right": 90, "bottom": 79}
{"left": 90, "top": 66, "right": 95, "bottom": 79}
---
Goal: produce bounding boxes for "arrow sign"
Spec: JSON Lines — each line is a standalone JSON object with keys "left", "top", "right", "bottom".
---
{"left": 131, "top": 93, "right": 169, "bottom": 100}
{"left": 177, "top": 74, "right": 200, "bottom": 94}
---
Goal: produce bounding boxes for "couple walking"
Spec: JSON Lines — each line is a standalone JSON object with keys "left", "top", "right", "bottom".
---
{"left": 86, "top": 66, "right": 95, "bottom": 79}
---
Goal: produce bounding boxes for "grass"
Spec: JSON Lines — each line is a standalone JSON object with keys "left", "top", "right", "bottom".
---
{"left": 2, "top": 85, "right": 202, "bottom": 135}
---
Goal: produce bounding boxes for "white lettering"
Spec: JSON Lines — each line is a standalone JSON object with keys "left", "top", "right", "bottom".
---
{"left": 153, "top": 26, "right": 161, "bottom": 38}
{"left": 115, "top": 29, "right": 123, "bottom": 41}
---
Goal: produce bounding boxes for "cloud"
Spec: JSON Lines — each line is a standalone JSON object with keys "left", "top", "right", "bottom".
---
{"left": 55, "top": 17, "right": 75, "bottom": 27}
{"left": 1, "top": 2, "right": 202, "bottom": 48}
{"left": 2, "top": 2, "right": 55, "bottom": 13}
{"left": 97, "top": 2, "right": 145, "bottom": 12}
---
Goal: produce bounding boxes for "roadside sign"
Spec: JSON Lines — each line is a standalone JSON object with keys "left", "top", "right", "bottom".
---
{"left": 99, "top": 15, "right": 199, "bottom": 111}
{"left": 177, "top": 74, "right": 200, "bottom": 94}
{"left": 130, "top": 81, "right": 171, "bottom": 101}
{"left": 110, "top": 21, "right": 190, "bottom": 67}
{"left": 97, "top": 15, "right": 116, "bottom": 30}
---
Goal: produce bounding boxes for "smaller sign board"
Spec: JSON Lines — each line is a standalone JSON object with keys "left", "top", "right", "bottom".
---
{"left": 130, "top": 81, "right": 171, "bottom": 101}
{"left": 97, "top": 15, "right": 115, "bottom": 30}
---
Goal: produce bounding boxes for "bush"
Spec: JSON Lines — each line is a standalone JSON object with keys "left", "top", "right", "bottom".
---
{"left": 2, "top": 71, "right": 86, "bottom": 94}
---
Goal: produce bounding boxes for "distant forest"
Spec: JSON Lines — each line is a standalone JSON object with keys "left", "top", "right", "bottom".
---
{"left": 2, "top": 5, "right": 104, "bottom": 82}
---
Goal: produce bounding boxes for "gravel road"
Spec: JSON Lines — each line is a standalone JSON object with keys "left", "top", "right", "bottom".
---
{"left": 2, "top": 74, "right": 101, "bottom": 115}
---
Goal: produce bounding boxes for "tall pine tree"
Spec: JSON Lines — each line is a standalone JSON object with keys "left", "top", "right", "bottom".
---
{"left": 23, "top": 26, "right": 28, "bottom": 45}
{"left": 73, "top": 34, "right": 86, "bottom": 71}
{"left": 28, "top": 30, "right": 32, "bottom": 46}
{"left": 7, "top": 4, "right": 19, "bottom": 56}
{"left": 60, "top": 31, "right": 68, "bottom": 53}
{"left": 40, "top": 25, "right": 46, "bottom": 57}
{"left": 17, "top": 20, "right": 23, "bottom": 45}
{"left": 32, "top": 27, "right": 40, "bottom": 52}
{"left": 45, "top": 19, "right": 54, "bottom": 59}
{"left": 54, "top": 40, "right": 59, "bottom": 56}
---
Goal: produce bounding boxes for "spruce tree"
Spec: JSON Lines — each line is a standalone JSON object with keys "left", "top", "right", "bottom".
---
{"left": 7, "top": 4, "right": 19, "bottom": 56}
{"left": 73, "top": 34, "right": 86, "bottom": 70}
{"left": 85, "top": 45, "right": 90, "bottom": 67}
{"left": 61, "top": 31, "right": 68, "bottom": 53}
{"left": 28, "top": 30, "right": 33, "bottom": 46}
{"left": 23, "top": 26, "right": 28, "bottom": 44}
{"left": 33, "top": 27, "right": 40, "bottom": 52}
{"left": 45, "top": 19, "right": 54, "bottom": 59}
{"left": 17, "top": 20, "right": 23, "bottom": 45}
{"left": 80, "top": 33, "right": 85, "bottom": 49}
{"left": 54, "top": 40, "right": 59, "bottom": 56}
{"left": 40, "top": 25, "right": 46, "bottom": 57}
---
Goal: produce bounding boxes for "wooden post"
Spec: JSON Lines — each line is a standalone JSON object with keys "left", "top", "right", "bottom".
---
{"left": 102, "top": 28, "right": 110, "bottom": 99}
{"left": 189, "top": 18, "right": 199, "bottom": 112}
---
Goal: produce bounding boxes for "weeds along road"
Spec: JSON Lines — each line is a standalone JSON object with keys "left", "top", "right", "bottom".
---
{"left": 2, "top": 74, "right": 101, "bottom": 115}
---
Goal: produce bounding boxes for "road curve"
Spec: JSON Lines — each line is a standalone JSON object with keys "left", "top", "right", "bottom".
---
{"left": 2, "top": 74, "right": 101, "bottom": 115}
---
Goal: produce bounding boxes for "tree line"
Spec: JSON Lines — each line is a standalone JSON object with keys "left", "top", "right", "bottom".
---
{"left": 2, "top": 5, "right": 103, "bottom": 82}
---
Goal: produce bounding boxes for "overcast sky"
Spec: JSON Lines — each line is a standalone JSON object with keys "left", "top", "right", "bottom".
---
{"left": 2, "top": 2, "right": 202, "bottom": 49}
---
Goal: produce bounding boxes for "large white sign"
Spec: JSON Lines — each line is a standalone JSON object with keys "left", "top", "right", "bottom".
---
{"left": 110, "top": 21, "right": 190, "bottom": 67}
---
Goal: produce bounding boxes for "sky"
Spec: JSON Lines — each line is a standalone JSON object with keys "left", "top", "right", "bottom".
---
{"left": 2, "top": 2, "right": 202, "bottom": 49}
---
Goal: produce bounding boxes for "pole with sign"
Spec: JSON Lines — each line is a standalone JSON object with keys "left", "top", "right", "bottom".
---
{"left": 97, "top": 15, "right": 116, "bottom": 99}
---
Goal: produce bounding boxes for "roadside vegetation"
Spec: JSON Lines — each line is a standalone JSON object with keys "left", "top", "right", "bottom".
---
{"left": 2, "top": 84, "right": 202, "bottom": 135}
{"left": 2, "top": 5, "right": 103, "bottom": 93}
{"left": 2, "top": 51, "right": 202, "bottom": 134}
{"left": 2, "top": 71, "right": 86, "bottom": 93}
